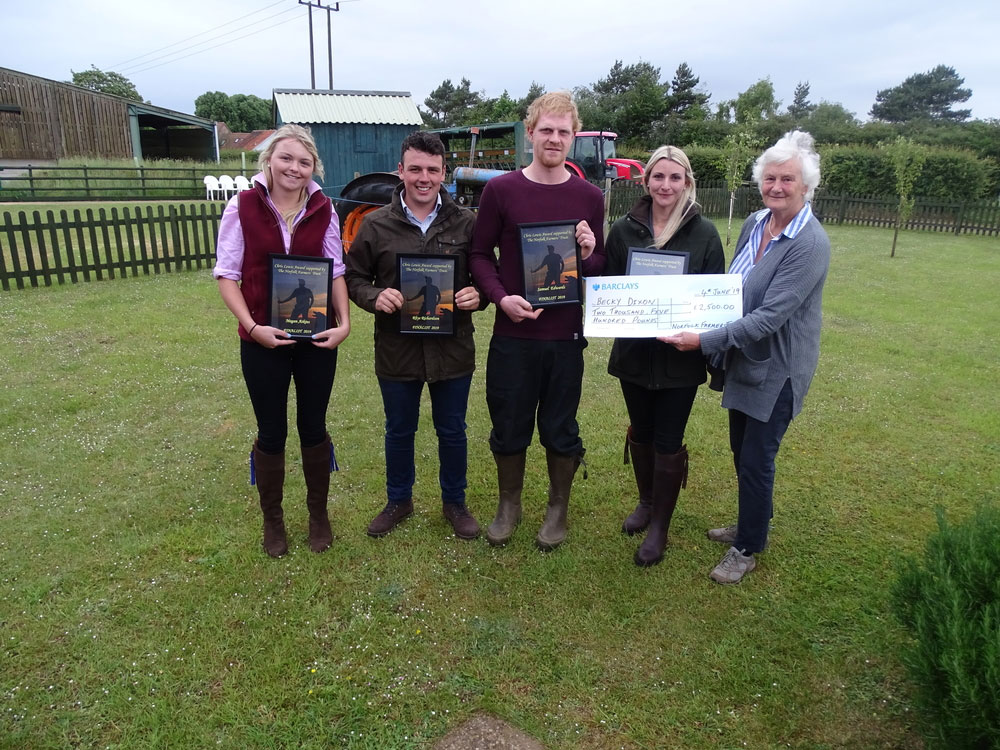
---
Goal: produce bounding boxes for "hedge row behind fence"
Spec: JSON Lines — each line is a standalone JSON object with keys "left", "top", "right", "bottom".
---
{"left": 2, "top": 186, "right": 999, "bottom": 290}
{"left": 684, "top": 144, "right": 999, "bottom": 201}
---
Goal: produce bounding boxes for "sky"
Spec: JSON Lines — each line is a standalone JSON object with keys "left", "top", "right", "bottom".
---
{"left": 4, "top": 0, "right": 999, "bottom": 124}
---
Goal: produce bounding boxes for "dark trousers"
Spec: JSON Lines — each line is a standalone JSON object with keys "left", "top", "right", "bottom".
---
{"left": 485, "top": 335, "right": 585, "bottom": 456}
{"left": 730, "top": 379, "right": 794, "bottom": 555}
{"left": 619, "top": 380, "right": 699, "bottom": 454}
{"left": 377, "top": 375, "right": 472, "bottom": 505}
{"left": 240, "top": 340, "right": 338, "bottom": 455}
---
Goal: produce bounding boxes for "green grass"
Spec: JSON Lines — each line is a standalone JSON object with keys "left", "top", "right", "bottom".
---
{"left": 1, "top": 223, "right": 997, "bottom": 748}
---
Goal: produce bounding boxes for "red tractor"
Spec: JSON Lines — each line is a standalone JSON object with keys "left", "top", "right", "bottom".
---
{"left": 565, "top": 131, "right": 645, "bottom": 182}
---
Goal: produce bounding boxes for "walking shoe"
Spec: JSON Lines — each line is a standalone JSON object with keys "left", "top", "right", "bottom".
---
{"left": 706, "top": 524, "right": 737, "bottom": 544}
{"left": 710, "top": 546, "right": 756, "bottom": 584}
{"left": 366, "top": 500, "right": 414, "bottom": 538}
{"left": 442, "top": 504, "right": 480, "bottom": 540}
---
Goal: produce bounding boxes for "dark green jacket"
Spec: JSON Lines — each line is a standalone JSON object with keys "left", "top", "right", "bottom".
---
{"left": 605, "top": 196, "right": 725, "bottom": 389}
{"left": 345, "top": 185, "right": 477, "bottom": 382}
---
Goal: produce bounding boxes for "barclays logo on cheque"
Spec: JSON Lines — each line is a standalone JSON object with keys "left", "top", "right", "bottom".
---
{"left": 592, "top": 282, "right": 639, "bottom": 291}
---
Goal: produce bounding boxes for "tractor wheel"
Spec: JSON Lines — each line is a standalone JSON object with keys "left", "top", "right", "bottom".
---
{"left": 340, "top": 204, "right": 379, "bottom": 253}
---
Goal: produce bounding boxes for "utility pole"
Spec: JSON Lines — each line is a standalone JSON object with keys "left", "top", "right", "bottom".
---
{"left": 298, "top": 1, "right": 341, "bottom": 90}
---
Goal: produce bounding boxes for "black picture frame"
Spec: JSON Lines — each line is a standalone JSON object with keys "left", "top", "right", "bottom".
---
{"left": 268, "top": 255, "right": 333, "bottom": 339}
{"left": 396, "top": 253, "right": 458, "bottom": 335}
{"left": 626, "top": 247, "right": 690, "bottom": 276}
{"left": 518, "top": 221, "right": 582, "bottom": 307}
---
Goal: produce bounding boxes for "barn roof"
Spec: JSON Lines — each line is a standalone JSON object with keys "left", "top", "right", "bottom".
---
{"left": 273, "top": 89, "right": 422, "bottom": 126}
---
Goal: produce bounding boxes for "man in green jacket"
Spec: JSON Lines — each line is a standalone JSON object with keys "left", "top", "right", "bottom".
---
{"left": 345, "top": 132, "right": 482, "bottom": 540}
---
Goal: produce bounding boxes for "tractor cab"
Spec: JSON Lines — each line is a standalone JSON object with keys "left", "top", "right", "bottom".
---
{"left": 567, "top": 132, "right": 644, "bottom": 182}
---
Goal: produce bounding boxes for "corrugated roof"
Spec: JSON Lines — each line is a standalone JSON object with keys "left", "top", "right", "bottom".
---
{"left": 273, "top": 89, "right": 422, "bottom": 126}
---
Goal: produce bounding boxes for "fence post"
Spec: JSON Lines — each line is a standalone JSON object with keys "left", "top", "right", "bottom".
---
{"left": 140, "top": 166, "right": 147, "bottom": 198}
{"left": 169, "top": 205, "right": 182, "bottom": 272}
{"left": 28, "top": 166, "right": 35, "bottom": 199}
{"left": 83, "top": 167, "right": 90, "bottom": 199}
{"left": 954, "top": 202, "right": 965, "bottom": 235}
{"left": 837, "top": 194, "right": 848, "bottom": 225}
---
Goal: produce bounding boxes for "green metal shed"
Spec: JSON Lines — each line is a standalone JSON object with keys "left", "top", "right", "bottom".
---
{"left": 272, "top": 89, "right": 422, "bottom": 194}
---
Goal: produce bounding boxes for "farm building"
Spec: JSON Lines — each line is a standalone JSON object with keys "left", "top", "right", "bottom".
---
{"left": 0, "top": 67, "right": 217, "bottom": 162}
{"left": 272, "top": 89, "right": 422, "bottom": 192}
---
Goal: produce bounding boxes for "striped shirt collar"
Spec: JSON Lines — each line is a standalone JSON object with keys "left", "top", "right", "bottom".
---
{"left": 730, "top": 203, "right": 814, "bottom": 281}
{"left": 400, "top": 190, "right": 442, "bottom": 234}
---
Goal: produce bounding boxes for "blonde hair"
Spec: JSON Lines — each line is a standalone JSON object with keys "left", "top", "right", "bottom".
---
{"left": 258, "top": 123, "right": 324, "bottom": 231}
{"left": 643, "top": 145, "right": 698, "bottom": 248}
{"left": 524, "top": 91, "right": 581, "bottom": 133}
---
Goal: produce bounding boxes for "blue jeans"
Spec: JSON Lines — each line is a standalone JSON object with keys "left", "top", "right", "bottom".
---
{"left": 377, "top": 375, "right": 472, "bottom": 505}
{"left": 730, "top": 379, "right": 794, "bottom": 555}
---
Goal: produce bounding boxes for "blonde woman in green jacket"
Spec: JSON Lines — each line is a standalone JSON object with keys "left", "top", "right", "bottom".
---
{"left": 605, "top": 145, "right": 725, "bottom": 567}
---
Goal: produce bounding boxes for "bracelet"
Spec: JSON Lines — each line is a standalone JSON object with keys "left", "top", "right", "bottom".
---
{"left": 248, "top": 323, "right": 258, "bottom": 336}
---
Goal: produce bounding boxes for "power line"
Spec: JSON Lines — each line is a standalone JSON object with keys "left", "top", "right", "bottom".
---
{"left": 122, "top": 12, "right": 303, "bottom": 76}
{"left": 108, "top": 0, "right": 287, "bottom": 69}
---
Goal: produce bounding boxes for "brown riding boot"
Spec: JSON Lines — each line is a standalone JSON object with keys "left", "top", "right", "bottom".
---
{"left": 252, "top": 441, "right": 288, "bottom": 558}
{"left": 302, "top": 434, "right": 334, "bottom": 552}
{"left": 622, "top": 426, "right": 654, "bottom": 535}
{"left": 536, "top": 450, "right": 580, "bottom": 551}
{"left": 634, "top": 446, "right": 688, "bottom": 567}
{"left": 486, "top": 451, "right": 526, "bottom": 546}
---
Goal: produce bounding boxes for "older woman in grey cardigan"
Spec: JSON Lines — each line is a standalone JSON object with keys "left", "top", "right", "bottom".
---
{"left": 662, "top": 131, "right": 830, "bottom": 584}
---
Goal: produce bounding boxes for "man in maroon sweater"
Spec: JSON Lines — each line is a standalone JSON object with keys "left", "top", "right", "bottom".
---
{"left": 469, "top": 91, "right": 606, "bottom": 550}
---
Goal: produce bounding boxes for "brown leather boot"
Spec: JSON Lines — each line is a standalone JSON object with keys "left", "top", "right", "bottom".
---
{"left": 253, "top": 441, "right": 287, "bottom": 558}
{"left": 486, "top": 451, "right": 526, "bottom": 546}
{"left": 635, "top": 446, "right": 688, "bottom": 567}
{"left": 302, "top": 434, "right": 333, "bottom": 552}
{"left": 622, "top": 426, "right": 654, "bottom": 536}
{"left": 536, "top": 450, "right": 579, "bottom": 551}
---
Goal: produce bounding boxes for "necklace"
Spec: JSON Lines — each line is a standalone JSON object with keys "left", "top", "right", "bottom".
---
{"left": 766, "top": 216, "right": 782, "bottom": 241}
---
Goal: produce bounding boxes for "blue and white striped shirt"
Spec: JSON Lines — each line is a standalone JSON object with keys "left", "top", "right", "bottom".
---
{"left": 729, "top": 203, "right": 814, "bottom": 282}
{"left": 400, "top": 192, "right": 442, "bottom": 235}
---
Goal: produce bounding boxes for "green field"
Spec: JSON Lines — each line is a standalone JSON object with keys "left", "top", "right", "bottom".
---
{"left": 1, "top": 223, "right": 997, "bottom": 748}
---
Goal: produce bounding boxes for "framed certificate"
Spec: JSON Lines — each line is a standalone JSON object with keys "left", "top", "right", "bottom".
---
{"left": 268, "top": 255, "right": 332, "bottom": 339}
{"left": 518, "top": 221, "right": 581, "bottom": 307}
{"left": 397, "top": 253, "right": 457, "bottom": 335}
{"left": 626, "top": 247, "right": 690, "bottom": 276}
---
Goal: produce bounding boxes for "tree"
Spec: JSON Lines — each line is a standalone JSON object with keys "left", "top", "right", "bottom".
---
{"left": 68, "top": 65, "right": 142, "bottom": 102}
{"left": 870, "top": 65, "right": 972, "bottom": 123}
{"left": 787, "top": 81, "right": 816, "bottom": 122}
{"left": 585, "top": 60, "right": 669, "bottom": 144}
{"left": 666, "top": 62, "right": 710, "bottom": 119}
{"left": 885, "top": 136, "right": 928, "bottom": 257}
{"left": 804, "top": 101, "right": 859, "bottom": 142}
{"left": 194, "top": 92, "right": 271, "bottom": 132}
{"left": 732, "top": 78, "right": 780, "bottom": 124}
{"left": 420, "top": 78, "right": 482, "bottom": 128}
{"left": 517, "top": 81, "right": 547, "bottom": 120}
{"left": 716, "top": 127, "right": 763, "bottom": 245}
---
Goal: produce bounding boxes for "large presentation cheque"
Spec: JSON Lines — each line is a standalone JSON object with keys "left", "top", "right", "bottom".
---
{"left": 583, "top": 274, "right": 743, "bottom": 338}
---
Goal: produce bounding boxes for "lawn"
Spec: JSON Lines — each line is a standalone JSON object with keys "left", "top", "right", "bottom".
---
{"left": 1, "top": 223, "right": 997, "bottom": 748}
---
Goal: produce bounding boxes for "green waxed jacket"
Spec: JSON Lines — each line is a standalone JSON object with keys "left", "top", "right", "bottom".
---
{"left": 605, "top": 195, "right": 726, "bottom": 389}
{"left": 345, "top": 184, "right": 478, "bottom": 383}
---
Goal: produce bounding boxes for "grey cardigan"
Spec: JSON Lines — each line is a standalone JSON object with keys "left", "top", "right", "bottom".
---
{"left": 699, "top": 211, "right": 831, "bottom": 422}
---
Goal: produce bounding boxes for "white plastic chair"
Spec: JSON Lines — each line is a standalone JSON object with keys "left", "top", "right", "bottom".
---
{"left": 203, "top": 175, "right": 220, "bottom": 200}
{"left": 218, "top": 175, "right": 236, "bottom": 199}
{"left": 234, "top": 175, "right": 251, "bottom": 192}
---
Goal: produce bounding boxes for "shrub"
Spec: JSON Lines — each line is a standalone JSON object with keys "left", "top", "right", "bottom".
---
{"left": 890, "top": 504, "right": 1000, "bottom": 749}
{"left": 819, "top": 145, "right": 993, "bottom": 200}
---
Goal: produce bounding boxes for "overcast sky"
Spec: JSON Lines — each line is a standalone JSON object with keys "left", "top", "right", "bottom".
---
{"left": 5, "top": 0, "right": 999, "bottom": 125}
